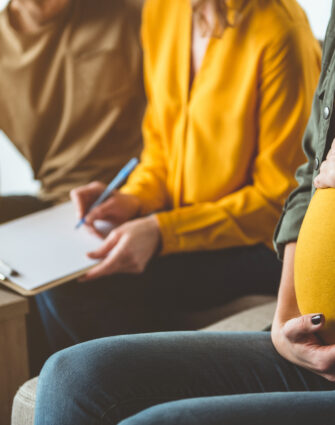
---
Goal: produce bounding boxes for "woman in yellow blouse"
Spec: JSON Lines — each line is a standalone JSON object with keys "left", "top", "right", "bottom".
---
{"left": 37, "top": 0, "right": 321, "bottom": 350}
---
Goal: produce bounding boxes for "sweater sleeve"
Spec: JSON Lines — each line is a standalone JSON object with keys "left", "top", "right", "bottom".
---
{"left": 156, "top": 26, "right": 321, "bottom": 255}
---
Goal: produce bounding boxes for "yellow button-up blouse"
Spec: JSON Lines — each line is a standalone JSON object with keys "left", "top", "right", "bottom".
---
{"left": 122, "top": 0, "right": 321, "bottom": 255}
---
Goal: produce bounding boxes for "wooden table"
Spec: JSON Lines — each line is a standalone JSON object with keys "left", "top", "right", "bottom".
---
{"left": 0, "top": 288, "right": 29, "bottom": 425}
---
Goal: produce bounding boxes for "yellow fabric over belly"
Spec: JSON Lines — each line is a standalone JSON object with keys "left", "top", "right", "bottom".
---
{"left": 295, "top": 188, "right": 335, "bottom": 344}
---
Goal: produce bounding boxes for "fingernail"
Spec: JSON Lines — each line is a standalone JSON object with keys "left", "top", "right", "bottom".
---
{"left": 311, "top": 315, "right": 323, "bottom": 325}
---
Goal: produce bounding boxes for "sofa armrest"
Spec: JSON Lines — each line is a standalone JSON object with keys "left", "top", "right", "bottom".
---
{"left": 11, "top": 378, "right": 38, "bottom": 425}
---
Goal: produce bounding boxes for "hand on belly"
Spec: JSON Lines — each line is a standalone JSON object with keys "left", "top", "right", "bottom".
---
{"left": 295, "top": 188, "right": 335, "bottom": 344}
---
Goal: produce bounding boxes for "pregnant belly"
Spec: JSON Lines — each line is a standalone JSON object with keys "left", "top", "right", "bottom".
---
{"left": 295, "top": 188, "right": 335, "bottom": 344}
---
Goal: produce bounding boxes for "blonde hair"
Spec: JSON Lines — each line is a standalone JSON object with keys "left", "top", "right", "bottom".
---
{"left": 192, "top": 0, "right": 245, "bottom": 36}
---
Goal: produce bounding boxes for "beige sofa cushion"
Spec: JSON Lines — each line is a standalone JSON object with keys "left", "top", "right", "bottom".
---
{"left": 170, "top": 295, "right": 276, "bottom": 330}
{"left": 11, "top": 378, "right": 37, "bottom": 425}
{"left": 202, "top": 300, "right": 277, "bottom": 332}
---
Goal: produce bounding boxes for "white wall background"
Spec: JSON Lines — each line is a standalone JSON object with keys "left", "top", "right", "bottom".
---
{"left": 0, "top": 0, "right": 333, "bottom": 195}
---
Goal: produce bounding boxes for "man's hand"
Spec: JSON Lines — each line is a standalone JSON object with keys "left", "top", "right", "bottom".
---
{"left": 314, "top": 139, "right": 335, "bottom": 189}
{"left": 70, "top": 182, "right": 141, "bottom": 232}
{"left": 79, "top": 215, "right": 161, "bottom": 281}
{"left": 272, "top": 313, "right": 335, "bottom": 382}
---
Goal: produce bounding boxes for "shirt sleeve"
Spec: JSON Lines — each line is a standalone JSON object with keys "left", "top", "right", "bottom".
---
{"left": 273, "top": 102, "right": 318, "bottom": 260}
{"left": 274, "top": 21, "right": 334, "bottom": 259}
{"left": 156, "top": 26, "right": 321, "bottom": 255}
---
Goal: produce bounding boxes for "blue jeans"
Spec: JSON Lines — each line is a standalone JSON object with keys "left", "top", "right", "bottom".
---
{"left": 35, "top": 245, "right": 281, "bottom": 353}
{"left": 35, "top": 332, "right": 335, "bottom": 424}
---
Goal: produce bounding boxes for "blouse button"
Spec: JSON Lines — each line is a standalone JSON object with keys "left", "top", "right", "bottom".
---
{"left": 314, "top": 157, "right": 320, "bottom": 170}
{"left": 324, "top": 106, "right": 330, "bottom": 119}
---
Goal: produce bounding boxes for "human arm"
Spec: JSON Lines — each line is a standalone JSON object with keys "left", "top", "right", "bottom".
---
{"left": 271, "top": 242, "right": 335, "bottom": 382}
{"left": 155, "top": 25, "right": 321, "bottom": 255}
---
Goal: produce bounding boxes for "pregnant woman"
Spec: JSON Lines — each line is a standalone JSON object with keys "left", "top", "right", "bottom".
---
{"left": 33, "top": 1, "right": 335, "bottom": 424}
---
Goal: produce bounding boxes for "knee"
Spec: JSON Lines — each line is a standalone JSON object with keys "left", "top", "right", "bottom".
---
{"left": 37, "top": 347, "right": 82, "bottom": 399}
{"left": 37, "top": 335, "right": 144, "bottom": 401}
{"left": 35, "top": 343, "right": 110, "bottom": 425}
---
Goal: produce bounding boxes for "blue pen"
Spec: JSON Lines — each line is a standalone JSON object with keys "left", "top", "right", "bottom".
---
{"left": 75, "top": 157, "right": 139, "bottom": 229}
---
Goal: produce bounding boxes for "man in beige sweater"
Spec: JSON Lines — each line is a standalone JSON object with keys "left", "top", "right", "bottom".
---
{"left": 0, "top": 0, "right": 145, "bottom": 373}
{"left": 0, "top": 0, "right": 145, "bottom": 221}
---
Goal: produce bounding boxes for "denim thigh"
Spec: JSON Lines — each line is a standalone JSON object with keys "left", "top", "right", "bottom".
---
{"left": 34, "top": 332, "right": 335, "bottom": 425}
{"left": 120, "top": 390, "right": 335, "bottom": 425}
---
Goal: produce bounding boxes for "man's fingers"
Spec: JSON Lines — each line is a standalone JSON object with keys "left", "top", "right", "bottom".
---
{"left": 284, "top": 314, "right": 324, "bottom": 342}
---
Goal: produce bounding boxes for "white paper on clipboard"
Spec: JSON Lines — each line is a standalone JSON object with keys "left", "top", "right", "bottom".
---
{"left": 0, "top": 202, "right": 109, "bottom": 291}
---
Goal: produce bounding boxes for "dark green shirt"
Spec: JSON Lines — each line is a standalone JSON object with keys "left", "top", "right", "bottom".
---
{"left": 274, "top": 0, "right": 335, "bottom": 259}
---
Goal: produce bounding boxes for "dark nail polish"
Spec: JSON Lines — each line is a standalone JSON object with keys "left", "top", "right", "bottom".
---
{"left": 311, "top": 315, "right": 322, "bottom": 325}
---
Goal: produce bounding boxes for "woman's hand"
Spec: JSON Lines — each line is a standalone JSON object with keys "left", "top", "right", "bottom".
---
{"left": 272, "top": 314, "right": 335, "bottom": 382}
{"left": 70, "top": 182, "right": 141, "bottom": 231}
{"left": 272, "top": 243, "right": 335, "bottom": 382}
{"left": 314, "top": 139, "right": 335, "bottom": 189}
{"left": 79, "top": 215, "right": 161, "bottom": 281}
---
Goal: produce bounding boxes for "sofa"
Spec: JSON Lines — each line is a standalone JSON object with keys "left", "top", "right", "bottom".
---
{"left": 11, "top": 295, "right": 277, "bottom": 425}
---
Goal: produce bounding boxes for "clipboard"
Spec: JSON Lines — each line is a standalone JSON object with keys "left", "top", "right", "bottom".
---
{"left": 0, "top": 202, "right": 110, "bottom": 296}
{"left": 0, "top": 268, "right": 94, "bottom": 296}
